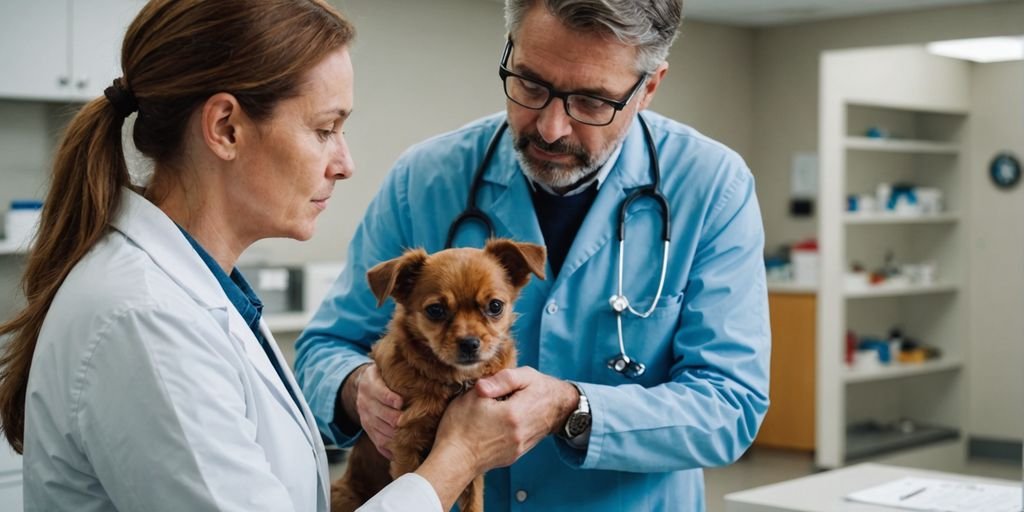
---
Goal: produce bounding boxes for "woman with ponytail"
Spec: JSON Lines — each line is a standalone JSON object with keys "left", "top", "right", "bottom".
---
{"left": 0, "top": 1, "right": 359, "bottom": 509}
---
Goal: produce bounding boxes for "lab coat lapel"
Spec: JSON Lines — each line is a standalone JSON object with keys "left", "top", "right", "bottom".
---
{"left": 556, "top": 115, "right": 652, "bottom": 286}
{"left": 225, "top": 311, "right": 315, "bottom": 446}
{"left": 257, "top": 322, "right": 331, "bottom": 495}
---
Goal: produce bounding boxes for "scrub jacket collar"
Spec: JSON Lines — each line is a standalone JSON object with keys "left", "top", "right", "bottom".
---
{"left": 480, "top": 113, "right": 657, "bottom": 286}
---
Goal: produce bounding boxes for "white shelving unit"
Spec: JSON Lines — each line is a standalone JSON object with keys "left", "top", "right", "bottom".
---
{"left": 843, "top": 212, "right": 960, "bottom": 225}
{"left": 844, "top": 136, "right": 961, "bottom": 155}
{"left": 817, "top": 46, "right": 971, "bottom": 470}
{"left": 843, "top": 358, "right": 964, "bottom": 384}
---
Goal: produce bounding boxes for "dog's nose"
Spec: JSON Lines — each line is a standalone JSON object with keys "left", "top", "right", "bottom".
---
{"left": 457, "top": 337, "right": 481, "bottom": 356}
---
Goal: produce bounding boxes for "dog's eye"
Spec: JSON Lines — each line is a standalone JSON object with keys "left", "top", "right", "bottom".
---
{"left": 424, "top": 303, "right": 447, "bottom": 320}
{"left": 485, "top": 299, "right": 504, "bottom": 317}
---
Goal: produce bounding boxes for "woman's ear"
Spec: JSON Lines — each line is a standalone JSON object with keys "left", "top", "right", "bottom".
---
{"left": 201, "top": 92, "right": 244, "bottom": 161}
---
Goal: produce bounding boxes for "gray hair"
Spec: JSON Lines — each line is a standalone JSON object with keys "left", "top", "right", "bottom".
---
{"left": 504, "top": 0, "right": 684, "bottom": 74}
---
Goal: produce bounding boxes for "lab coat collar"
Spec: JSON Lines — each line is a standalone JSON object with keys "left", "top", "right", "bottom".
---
{"left": 109, "top": 189, "right": 329, "bottom": 499}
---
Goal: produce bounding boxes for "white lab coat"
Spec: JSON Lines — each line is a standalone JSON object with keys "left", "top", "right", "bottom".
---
{"left": 22, "top": 188, "right": 330, "bottom": 511}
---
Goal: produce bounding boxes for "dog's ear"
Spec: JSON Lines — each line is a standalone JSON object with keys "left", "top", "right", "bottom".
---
{"left": 484, "top": 239, "right": 547, "bottom": 288}
{"left": 366, "top": 249, "right": 429, "bottom": 307}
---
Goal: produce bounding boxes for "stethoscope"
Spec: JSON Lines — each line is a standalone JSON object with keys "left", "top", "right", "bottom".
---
{"left": 445, "top": 114, "right": 671, "bottom": 379}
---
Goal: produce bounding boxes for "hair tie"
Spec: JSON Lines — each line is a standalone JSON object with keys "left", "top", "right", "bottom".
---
{"left": 103, "top": 78, "right": 138, "bottom": 119}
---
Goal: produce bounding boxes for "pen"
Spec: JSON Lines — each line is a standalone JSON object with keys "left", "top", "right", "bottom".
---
{"left": 899, "top": 487, "right": 927, "bottom": 500}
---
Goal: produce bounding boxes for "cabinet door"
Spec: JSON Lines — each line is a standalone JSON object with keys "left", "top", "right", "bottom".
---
{"left": 69, "top": 0, "right": 146, "bottom": 100}
{"left": 754, "top": 293, "right": 817, "bottom": 451}
{"left": 0, "top": 1, "right": 72, "bottom": 100}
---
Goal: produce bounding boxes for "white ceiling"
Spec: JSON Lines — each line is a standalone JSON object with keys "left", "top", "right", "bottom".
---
{"left": 682, "top": 0, "right": 1017, "bottom": 26}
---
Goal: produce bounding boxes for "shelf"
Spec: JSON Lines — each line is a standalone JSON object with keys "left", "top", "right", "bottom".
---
{"left": 846, "top": 423, "right": 960, "bottom": 462}
{"left": 844, "top": 136, "right": 960, "bottom": 155}
{"left": 844, "top": 358, "right": 963, "bottom": 384}
{"left": 845, "top": 282, "right": 958, "bottom": 298}
{"left": 844, "top": 212, "right": 959, "bottom": 225}
{"left": 264, "top": 311, "right": 312, "bottom": 333}
{"left": 846, "top": 99, "right": 970, "bottom": 116}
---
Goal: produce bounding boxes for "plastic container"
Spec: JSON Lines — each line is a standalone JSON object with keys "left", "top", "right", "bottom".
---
{"left": 790, "top": 239, "right": 819, "bottom": 285}
{"left": 5, "top": 200, "right": 43, "bottom": 251}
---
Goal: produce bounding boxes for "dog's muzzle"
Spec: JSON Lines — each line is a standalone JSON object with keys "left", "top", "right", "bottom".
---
{"left": 456, "top": 337, "right": 481, "bottom": 364}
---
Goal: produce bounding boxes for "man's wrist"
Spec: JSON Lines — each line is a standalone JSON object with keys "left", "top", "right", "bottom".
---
{"left": 334, "top": 363, "right": 370, "bottom": 434}
{"left": 557, "top": 381, "right": 592, "bottom": 442}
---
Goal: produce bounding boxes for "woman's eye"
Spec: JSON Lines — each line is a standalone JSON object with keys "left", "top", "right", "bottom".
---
{"left": 486, "top": 299, "right": 504, "bottom": 317}
{"left": 316, "top": 129, "right": 336, "bottom": 141}
{"left": 424, "top": 304, "right": 447, "bottom": 320}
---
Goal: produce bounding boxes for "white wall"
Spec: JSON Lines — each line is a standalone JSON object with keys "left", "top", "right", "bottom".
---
{"left": 967, "top": 60, "right": 1024, "bottom": 442}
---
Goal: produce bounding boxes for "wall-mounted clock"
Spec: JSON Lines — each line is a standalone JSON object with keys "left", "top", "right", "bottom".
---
{"left": 990, "top": 153, "right": 1021, "bottom": 190}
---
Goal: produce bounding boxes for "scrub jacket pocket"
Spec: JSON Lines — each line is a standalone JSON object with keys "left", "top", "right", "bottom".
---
{"left": 598, "top": 292, "right": 684, "bottom": 385}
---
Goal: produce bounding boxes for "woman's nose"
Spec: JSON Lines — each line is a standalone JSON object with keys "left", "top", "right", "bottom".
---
{"left": 331, "top": 134, "right": 355, "bottom": 180}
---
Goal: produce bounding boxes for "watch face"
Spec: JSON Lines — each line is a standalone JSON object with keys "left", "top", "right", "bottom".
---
{"left": 990, "top": 153, "right": 1021, "bottom": 190}
{"left": 567, "top": 412, "right": 592, "bottom": 437}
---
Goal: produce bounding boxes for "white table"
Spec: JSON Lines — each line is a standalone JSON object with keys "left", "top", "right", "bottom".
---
{"left": 724, "top": 462, "right": 1021, "bottom": 511}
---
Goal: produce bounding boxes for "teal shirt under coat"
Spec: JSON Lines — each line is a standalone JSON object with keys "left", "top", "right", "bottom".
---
{"left": 295, "top": 111, "right": 771, "bottom": 512}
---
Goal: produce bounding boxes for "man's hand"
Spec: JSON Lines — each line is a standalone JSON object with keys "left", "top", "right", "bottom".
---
{"left": 341, "top": 363, "right": 403, "bottom": 460}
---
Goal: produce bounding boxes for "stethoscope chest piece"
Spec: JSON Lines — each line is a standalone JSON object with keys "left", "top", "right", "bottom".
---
{"left": 608, "top": 354, "right": 646, "bottom": 378}
{"left": 609, "top": 294, "right": 630, "bottom": 313}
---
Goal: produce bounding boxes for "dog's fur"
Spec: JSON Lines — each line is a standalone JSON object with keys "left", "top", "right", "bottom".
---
{"left": 330, "top": 239, "right": 546, "bottom": 512}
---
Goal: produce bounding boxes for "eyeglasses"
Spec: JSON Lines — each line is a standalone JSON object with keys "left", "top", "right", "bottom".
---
{"left": 498, "top": 38, "right": 648, "bottom": 127}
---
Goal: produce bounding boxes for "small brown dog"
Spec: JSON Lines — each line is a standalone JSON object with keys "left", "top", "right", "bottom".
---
{"left": 330, "top": 239, "right": 546, "bottom": 512}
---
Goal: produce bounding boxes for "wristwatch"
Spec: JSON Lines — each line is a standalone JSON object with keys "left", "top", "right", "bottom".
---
{"left": 561, "top": 382, "right": 591, "bottom": 440}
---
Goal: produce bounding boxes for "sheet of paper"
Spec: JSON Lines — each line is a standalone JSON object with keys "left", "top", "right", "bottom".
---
{"left": 845, "top": 476, "right": 1022, "bottom": 512}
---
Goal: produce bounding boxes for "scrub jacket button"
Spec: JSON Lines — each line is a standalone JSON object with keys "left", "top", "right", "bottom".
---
{"left": 546, "top": 302, "right": 558, "bottom": 315}
{"left": 515, "top": 489, "right": 528, "bottom": 502}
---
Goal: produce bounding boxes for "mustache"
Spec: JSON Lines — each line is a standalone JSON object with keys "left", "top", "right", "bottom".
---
{"left": 515, "top": 132, "right": 589, "bottom": 162}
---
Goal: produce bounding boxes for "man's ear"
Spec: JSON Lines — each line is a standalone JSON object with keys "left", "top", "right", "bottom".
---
{"left": 201, "top": 92, "right": 244, "bottom": 161}
{"left": 484, "top": 239, "right": 547, "bottom": 289}
{"left": 366, "top": 249, "right": 429, "bottom": 307}
{"left": 638, "top": 61, "right": 669, "bottom": 111}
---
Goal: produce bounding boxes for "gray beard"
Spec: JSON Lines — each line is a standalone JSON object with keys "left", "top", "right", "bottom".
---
{"left": 513, "top": 134, "right": 619, "bottom": 192}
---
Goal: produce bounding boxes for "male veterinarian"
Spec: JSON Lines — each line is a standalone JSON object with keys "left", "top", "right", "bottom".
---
{"left": 295, "top": 0, "right": 771, "bottom": 510}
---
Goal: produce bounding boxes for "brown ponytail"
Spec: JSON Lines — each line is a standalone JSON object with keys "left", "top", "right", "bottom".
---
{"left": 0, "top": 0, "right": 355, "bottom": 453}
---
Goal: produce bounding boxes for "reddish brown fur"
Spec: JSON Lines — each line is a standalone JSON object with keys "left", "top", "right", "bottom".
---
{"left": 331, "top": 239, "right": 545, "bottom": 512}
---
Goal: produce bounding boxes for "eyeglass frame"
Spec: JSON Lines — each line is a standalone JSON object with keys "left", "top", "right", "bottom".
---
{"left": 498, "top": 37, "right": 649, "bottom": 127}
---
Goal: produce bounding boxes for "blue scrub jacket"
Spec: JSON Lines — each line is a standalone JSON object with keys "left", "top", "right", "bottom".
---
{"left": 295, "top": 111, "right": 771, "bottom": 512}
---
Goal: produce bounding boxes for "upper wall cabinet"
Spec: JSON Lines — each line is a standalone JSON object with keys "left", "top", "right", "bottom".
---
{"left": 0, "top": 0, "right": 145, "bottom": 102}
